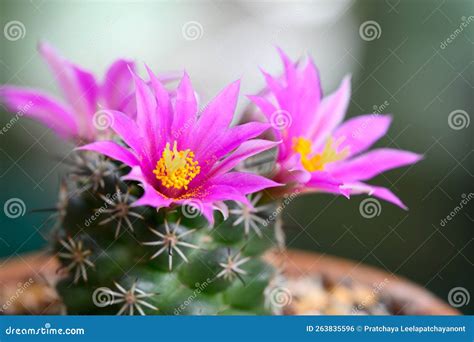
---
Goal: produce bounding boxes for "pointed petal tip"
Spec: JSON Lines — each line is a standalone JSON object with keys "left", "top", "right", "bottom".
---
{"left": 270, "top": 180, "right": 284, "bottom": 188}
{"left": 142, "top": 62, "right": 151, "bottom": 71}
{"left": 402, "top": 150, "right": 424, "bottom": 164}
{"left": 258, "top": 66, "right": 269, "bottom": 76}
{"left": 275, "top": 46, "right": 295, "bottom": 64}
{"left": 303, "top": 54, "right": 318, "bottom": 69}
{"left": 388, "top": 194, "right": 408, "bottom": 210}
{"left": 231, "top": 78, "right": 241, "bottom": 88}
{"left": 130, "top": 68, "right": 153, "bottom": 93}
{"left": 144, "top": 63, "right": 157, "bottom": 80}
{"left": 414, "top": 153, "right": 424, "bottom": 163}
{"left": 181, "top": 69, "right": 191, "bottom": 80}
{"left": 37, "top": 41, "right": 64, "bottom": 65}
{"left": 372, "top": 113, "right": 393, "bottom": 127}
{"left": 37, "top": 40, "right": 53, "bottom": 54}
{"left": 177, "top": 70, "right": 194, "bottom": 90}
{"left": 128, "top": 65, "right": 139, "bottom": 78}
{"left": 266, "top": 139, "right": 283, "bottom": 149}
{"left": 214, "top": 78, "right": 241, "bottom": 102}
{"left": 275, "top": 46, "right": 288, "bottom": 58}
{"left": 338, "top": 186, "right": 351, "bottom": 199}
{"left": 342, "top": 74, "right": 352, "bottom": 85}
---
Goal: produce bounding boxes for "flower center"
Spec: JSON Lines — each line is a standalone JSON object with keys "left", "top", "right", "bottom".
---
{"left": 153, "top": 141, "right": 200, "bottom": 190}
{"left": 292, "top": 136, "right": 349, "bottom": 172}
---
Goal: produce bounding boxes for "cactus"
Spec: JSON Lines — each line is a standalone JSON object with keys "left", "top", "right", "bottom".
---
{"left": 52, "top": 152, "right": 280, "bottom": 315}
{"left": 1, "top": 44, "right": 421, "bottom": 316}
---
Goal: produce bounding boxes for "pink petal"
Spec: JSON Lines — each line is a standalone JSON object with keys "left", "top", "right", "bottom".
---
{"left": 292, "top": 57, "right": 321, "bottom": 137}
{"left": 298, "top": 57, "right": 321, "bottom": 105}
{"left": 38, "top": 42, "right": 98, "bottom": 134}
{"left": 274, "top": 167, "right": 311, "bottom": 185}
{"left": 213, "top": 201, "right": 229, "bottom": 220}
{"left": 247, "top": 94, "right": 282, "bottom": 142}
{"left": 199, "top": 184, "right": 250, "bottom": 203}
{"left": 132, "top": 182, "right": 172, "bottom": 208}
{"left": 106, "top": 110, "right": 142, "bottom": 153}
{"left": 305, "top": 171, "right": 348, "bottom": 197}
{"left": 146, "top": 65, "right": 172, "bottom": 140}
{"left": 370, "top": 186, "right": 407, "bottom": 209}
{"left": 71, "top": 65, "right": 99, "bottom": 116}
{"left": 212, "top": 139, "right": 280, "bottom": 175}
{"left": 333, "top": 114, "right": 392, "bottom": 157}
{"left": 260, "top": 68, "right": 284, "bottom": 103}
{"left": 121, "top": 166, "right": 142, "bottom": 182}
{"left": 0, "top": 86, "right": 78, "bottom": 139}
{"left": 131, "top": 71, "right": 159, "bottom": 159}
{"left": 214, "top": 122, "right": 271, "bottom": 156}
{"left": 299, "top": 184, "right": 351, "bottom": 199}
{"left": 209, "top": 172, "right": 281, "bottom": 194}
{"left": 78, "top": 141, "right": 139, "bottom": 167}
{"left": 102, "top": 59, "right": 135, "bottom": 111}
{"left": 195, "top": 203, "right": 215, "bottom": 226}
{"left": 309, "top": 75, "right": 351, "bottom": 148}
{"left": 171, "top": 72, "right": 197, "bottom": 145}
{"left": 329, "top": 148, "right": 423, "bottom": 181}
{"left": 277, "top": 47, "right": 297, "bottom": 90}
{"left": 194, "top": 80, "right": 241, "bottom": 151}
{"left": 247, "top": 95, "right": 277, "bottom": 120}
{"left": 341, "top": 182, "right": 408, "bottom": 209}
{"left": 197, "top": 121, "right": 271, "bottom": 167}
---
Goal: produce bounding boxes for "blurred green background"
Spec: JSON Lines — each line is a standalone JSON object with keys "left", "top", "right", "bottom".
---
{"left": 1, "top": 0, "right": 472, "bottom": 314}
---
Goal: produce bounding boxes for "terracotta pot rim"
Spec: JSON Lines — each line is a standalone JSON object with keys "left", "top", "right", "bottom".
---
{"left": 265, "top": 249, "right": 459, "bottom": 315}
{"left": 0, "top": 249, "right": 459, "bottom": 315}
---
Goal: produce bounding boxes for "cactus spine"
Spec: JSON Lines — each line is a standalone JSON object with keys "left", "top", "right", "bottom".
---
{"left": 53, "top": 152, "right": 280, "bottom": 315}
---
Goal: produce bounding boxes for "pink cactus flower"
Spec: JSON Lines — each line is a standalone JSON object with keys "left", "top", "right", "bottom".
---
{"left": 0, "top": 42, "right": 174, "bottom": 142}
{"left": 249, "top": 49, "right": 422, "bottom": 209}
{"left": 79, "top": 67, "right": 281, "bottom": 223}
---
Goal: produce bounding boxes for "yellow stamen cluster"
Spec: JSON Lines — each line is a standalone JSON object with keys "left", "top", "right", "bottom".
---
{"left": 153, "top": 141, "right": 200, "bottom": 190}
{"left": 293, "top": 136, "right": 349, "bottom": 172}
